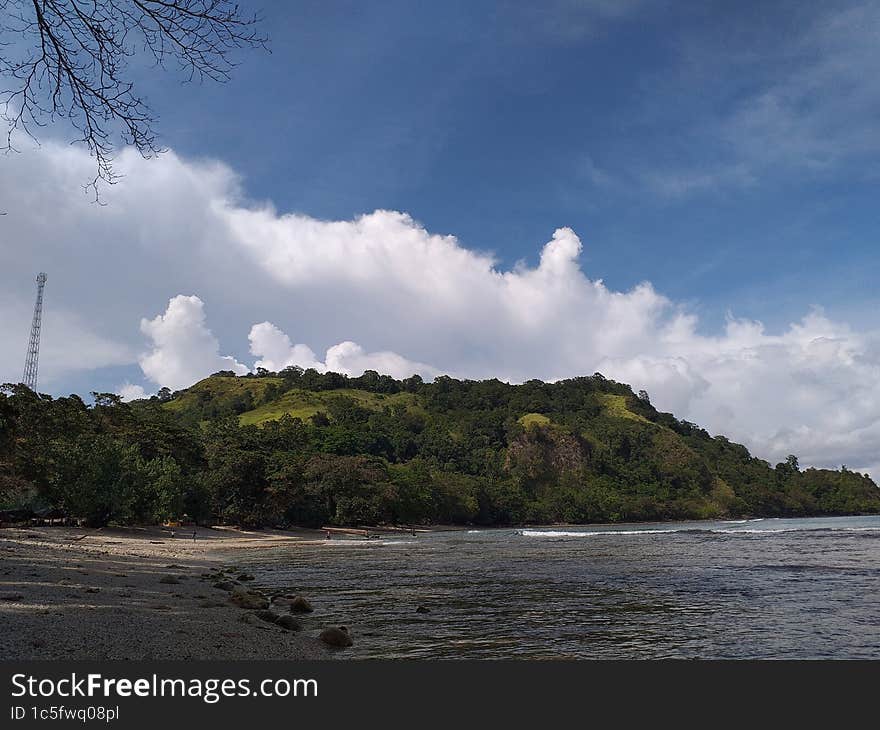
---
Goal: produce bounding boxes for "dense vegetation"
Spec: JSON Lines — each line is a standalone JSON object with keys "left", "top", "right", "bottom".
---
{"left": 2, "top": 368, "right": 878, "bottom": 527}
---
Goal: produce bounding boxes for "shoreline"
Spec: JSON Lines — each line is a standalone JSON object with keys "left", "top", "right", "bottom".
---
{"left": 0, "top": 525, "right": 336, "bottom": 660}
{"left": 3, "top": 514, "right": 874, "bottom": 660}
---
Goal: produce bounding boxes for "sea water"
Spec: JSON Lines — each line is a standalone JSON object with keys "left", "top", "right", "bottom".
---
{"left": 241, "top": 515, "right": 880, "bottom": 659}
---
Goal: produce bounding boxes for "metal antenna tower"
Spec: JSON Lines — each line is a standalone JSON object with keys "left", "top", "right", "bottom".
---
{"left": 22, "top": 272, "right": 47, "bottom": 391}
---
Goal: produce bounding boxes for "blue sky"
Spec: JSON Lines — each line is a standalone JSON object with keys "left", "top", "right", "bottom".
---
{"left": 130, "top": 0, "right": 879, "bottom": 331}
{"left": 3, "top": 0, "right": 880, "bottom": 473}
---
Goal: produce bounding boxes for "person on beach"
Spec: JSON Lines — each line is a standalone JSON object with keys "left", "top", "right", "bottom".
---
{"left": 192, "top": 529, "right": 197, "bottom": 542}
{"left": 326, "top": 530, "right": 331, "bottom": 540}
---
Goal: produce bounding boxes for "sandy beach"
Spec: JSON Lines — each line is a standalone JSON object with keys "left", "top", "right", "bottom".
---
{"left": 0, "top": 525, "right": 337, "bottom": 660}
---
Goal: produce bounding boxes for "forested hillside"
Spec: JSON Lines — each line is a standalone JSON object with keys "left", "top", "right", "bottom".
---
{"left": 2, "top": 368, "right": 878, "bottom": 527}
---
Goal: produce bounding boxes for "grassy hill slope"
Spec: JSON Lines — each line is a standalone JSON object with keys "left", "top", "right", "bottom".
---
{"left": 239, "top": 388, "right": 419, "bottom": 426}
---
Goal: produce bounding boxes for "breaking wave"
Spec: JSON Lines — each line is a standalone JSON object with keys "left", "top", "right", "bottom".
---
{"left": 520, "top": 525, "right": 880, "bottom": 538}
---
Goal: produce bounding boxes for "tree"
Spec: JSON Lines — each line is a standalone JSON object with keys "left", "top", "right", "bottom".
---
{"left": 204, "top": 446, "right": 267, "bottom": 526}
{"left": 302, "top": 454, "right": 388, "bottom": 525}
{"left": 48, "top": 434, "right": 140, "bottom": 525}
{"left": 280, "top": 365, "right": 304, "bottom": 383}
{"left": 3, "top": 371, "right": 880, "bottom": 529}
{"left": 0, "top": 0, "right": 265, "bottom": 191}
{"left": 775, "top": 454, "right": 800, "bottom": 481}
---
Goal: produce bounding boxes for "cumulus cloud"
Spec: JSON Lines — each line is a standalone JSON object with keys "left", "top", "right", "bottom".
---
{"left": 247, "top": 322, "right": 324, "bottom": 373}
{"left": 323, "top": 341, "right": 439, "bottom": 380}
{"left": 117, "top": 383, "right": 147, "bottom": 402}
{"left": 248, "top": 322, "right": 437, "bottom": 379}
{"left": 599, "top": 311, "right": 880, "bottom": 472}
{"left": 1, "top": 142, "right": 879, "bottom": 476}
{"left": 139, "top": 295, "right": 248, "bottom": 390}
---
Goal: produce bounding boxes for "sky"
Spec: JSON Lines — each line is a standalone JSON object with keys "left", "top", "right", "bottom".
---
{"left": 1, "top": 0, "right": 879, "bottom": 475}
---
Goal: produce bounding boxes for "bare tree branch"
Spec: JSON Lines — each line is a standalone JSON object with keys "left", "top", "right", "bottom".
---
{"left": 0, "top": 1, "right": 266, "bottom": 197}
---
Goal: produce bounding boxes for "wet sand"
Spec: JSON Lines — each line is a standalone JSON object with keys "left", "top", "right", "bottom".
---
{"left": 0, "top": 525, "right": 334, "bottom": 660}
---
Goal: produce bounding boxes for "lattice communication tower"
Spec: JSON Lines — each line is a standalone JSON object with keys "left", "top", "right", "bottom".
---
{"left": 22, "top": 272, "right": 47, "bottom": 391}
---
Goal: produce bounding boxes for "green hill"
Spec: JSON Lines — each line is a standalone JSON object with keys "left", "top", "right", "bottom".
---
{"left": 163, "top": 375, "right": 285, "bottom": 419}
{"left": 162, "top": 375, "right": 420, "bottom": 426}
{"left": 238, "top": 388, "right": 419, "bottom": 426}
{"left": 2, "top": 368, "right": 878, "bottom": 527}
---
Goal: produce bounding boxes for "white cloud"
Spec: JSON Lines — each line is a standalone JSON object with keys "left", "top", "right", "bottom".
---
{"left": 247, "top": 322, "right": 324, "bottom": 373}
{"left": 139, "top": 295, "right": 248, "bottom": 391}
{"left": 117, "top": 383, "right": 147, "bottom": 402}
{"left": 248, "top": 322, "right": 436, "bottom": 379}
{"left": 1, "top": 141, "right": 879, "bottom": 477}
{"left": 323, "top": 341, "right": 437, "bottom": 380}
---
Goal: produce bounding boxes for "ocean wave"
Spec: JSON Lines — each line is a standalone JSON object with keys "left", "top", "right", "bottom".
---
{"left": 710, "top": 526, "right": 880, "bottom": 535}
{"left": 520, "top": 525, "right": 880, "bottom": 538}
{"left": 521, "top": 528, "right": 701, "bottom": 538}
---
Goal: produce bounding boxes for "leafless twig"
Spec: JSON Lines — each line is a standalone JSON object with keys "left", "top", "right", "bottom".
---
{"left": 0, "top": 1, "right": 266, "bottom": 197}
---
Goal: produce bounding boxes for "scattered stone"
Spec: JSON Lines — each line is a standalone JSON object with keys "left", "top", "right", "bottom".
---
{"left": 84, "top": 587, "right": 100, "bottom": 594}
{"left": 213, "top": 580, "right": 235, "bottom": 591}
{"left": 198, "top": 600, "right": 226, "bottom": 608}
{"left": 276, "top": 615, "right": 301, "bottom": 631}
{"left": 289, "top": 595, "right": 313, "bottom": 613}
{"left": 237, "top": 573, "right": 255, "bottom": 582}
{"left": 0, "top": 592, "right": 24, "bottom": 601}
{"left": 114, "top": 573, "right": 128, "bottom": 578}
{"left": 254, "top": 610, "right": 279, "bottom": 624}
{"left": 165, "top": 564, "right": 184, "bottom": 569}
{"left": 159, "top": 575, "right": 181, "bottom": 584}
{"left": 416, "top": 605, "right": 430, "bottom": 614}
{"left": 228, "top": 587, "right": 269, "bottom": 610}
{"left": 118, "top": 592, "right": 132, "bottom": 598}
{"left": 150, "top": 604, "right": 172, "bottom": 611}
{"left": 31, "top": 639, "right": 46, "bottom": 648}
{"left": 319, "top": 626, "right": 353, "bottom": 648}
